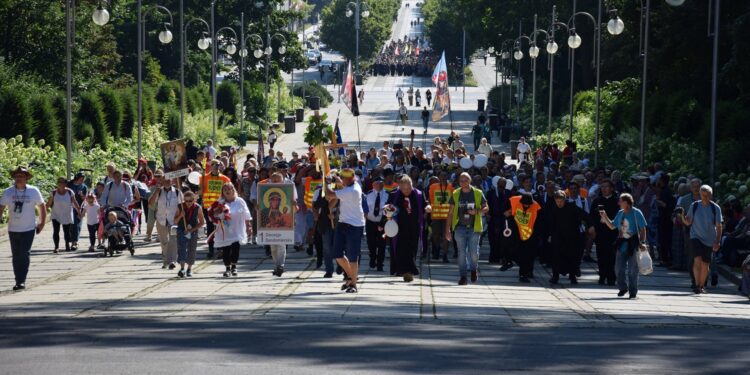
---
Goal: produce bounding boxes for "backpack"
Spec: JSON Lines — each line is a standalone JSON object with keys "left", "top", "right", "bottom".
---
{"left": 690, "top": 201, "right": 718, "bottom": 225}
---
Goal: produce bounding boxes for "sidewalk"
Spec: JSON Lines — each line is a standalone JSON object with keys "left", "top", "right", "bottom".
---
{"left": 1, "top": 217, "right": 748, "bottom": 327}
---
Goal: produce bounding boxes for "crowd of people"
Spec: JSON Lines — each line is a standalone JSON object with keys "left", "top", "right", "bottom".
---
{"left": 370, "top": 36, "right": 437, "bottom": 78}
{"left": 2, "top": 116, "right": 749, "bottom": 296}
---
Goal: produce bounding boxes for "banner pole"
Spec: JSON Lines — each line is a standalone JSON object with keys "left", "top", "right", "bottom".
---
{"left": 356, "top": 116, "right": 362, "bottom": 153}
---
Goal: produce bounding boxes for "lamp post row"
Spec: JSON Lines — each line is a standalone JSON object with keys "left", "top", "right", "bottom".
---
{"left": 492, "top": 0, "right": 697, "bottom": 169}
{"left": 63, "top": 1, "right": 288, "bottom": 178}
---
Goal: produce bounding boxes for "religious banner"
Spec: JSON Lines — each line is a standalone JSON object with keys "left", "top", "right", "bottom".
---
{"left": 431, "top": 51, "right": 450, "bottom": 122}
{"left": 160, "top": 140, "right": 189, "bottom": 179}
{"left": 256, "top": 182, "right": 295, "bottom": 245}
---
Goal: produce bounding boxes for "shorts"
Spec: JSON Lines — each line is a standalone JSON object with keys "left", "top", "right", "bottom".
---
{"left": 333, "top": 223, "right": 364, "bottom": 262}
{"left": 691, "top": 239, "right": 714, "bottom": 263}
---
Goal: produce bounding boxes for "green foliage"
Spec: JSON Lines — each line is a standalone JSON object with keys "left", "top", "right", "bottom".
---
{"left": 304, "top": 112, "right": 333, "bottom": 146}
{"left": 243, "top": 82, "right": 268, "bottom": 120}
{"left": 320, "top": 0, "right": 401, "bottom": 65}
{"left": 77, "top": 93, "right": 109, "bottom": 150}
{"left": 156, "top": 81, "right": 178, "bottom": 105}
{"left": 120, "top": 90, "right": 137, "bottom": 138}
{"left": 50, "top": 94, "right": 68, "bottom": 145}
{"left": 166, "top": 108, "right": 181, "bottom": 140}
{"left": 217, "top": 80, "right": 240, "bottom": 121}
{"left": 29, "top": 95, "right": 60, "bottom": 145}
{"left": 292, "top": 80, "right": 334, "bottom": 108}
{"left": 99, "top": 88, "right": 123, "bottom": 139}
{"left": 183, "top": 110, "right": 229, "bottom": 147}
{"left": 0, "top": 88, "right": 35, "bottom": 144}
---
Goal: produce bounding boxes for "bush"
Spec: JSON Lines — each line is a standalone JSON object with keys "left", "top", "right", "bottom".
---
{"left": 99, "top": 88, "right": 123, "bottom": 139}
{"left": 243, "top": 82, "right": 267, "bottom": 120}
{"left": 156, "top": 81, "right": 178, "bottom": 105}
{"left": 183, "top": 110, "right": 230, "bottom": 147}
{"left": 51, "top": 94, "right": 68, "bottom": 144}
{"left": 120, "top": 90, "right": 137, "bottom": 138}
{"left": 78, "top": 92, "right": 109, "bottom": 150}
{"left": 166, "top": 108, "right": 181, "bottom": 140}
{"left": 217, "top": 80, "right": 240, "bottom": 121}
{"left": 29, "top": 95, "right": 60, "bottom": 145}
{"left": 292, "top": 80, "right": 333, "bottom": 108}
{"left": 0, "top": 88, "right": 35, "bottom": 144}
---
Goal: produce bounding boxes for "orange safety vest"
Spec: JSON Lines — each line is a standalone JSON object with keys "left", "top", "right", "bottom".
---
{"left": 201, "top": 173, "right": 230, "bottom": 206}
{"left": 304, "top": 178, "right": 323, "bottom": 209}
{"left": 428, "top": 182, "right": 453, "bottom": 220}
{"left": 509, "top": 195, "right": 541, "bottom": 241}
{"left": 383, "top": 182, "right": 398, "bottom": 193}
{"left": 565, "top": 187, "right": 588, "bottom": 200}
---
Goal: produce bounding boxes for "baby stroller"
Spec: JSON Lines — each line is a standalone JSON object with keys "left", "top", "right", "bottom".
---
{"left": 104, "top": 206, "right": 135, "bottom": 257}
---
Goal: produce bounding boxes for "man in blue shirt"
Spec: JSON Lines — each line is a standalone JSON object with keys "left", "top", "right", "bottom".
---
{"left": 678, "top": 184, "right": 723, "bottom": 294}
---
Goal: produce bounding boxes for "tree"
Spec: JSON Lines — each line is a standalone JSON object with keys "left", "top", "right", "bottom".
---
{"left": 217, "top": 80, "right": 240, "bottom": 120}
{"left": 99, "top": 88, "right": 124, "bottom": 139}
{"left": 78, "top": 93, "right": 109, "bottom": 150}
{"left": 0, "top": 88, "right": 35, "bottom": 143}
{"left": 320, "top": 0, "right": 400, "bottom": 64}
{"left": 30, "top": 95, "right": 60, "bottom": 145}
{"left": 120, "top": 89, "right": 137, "bottom": 138}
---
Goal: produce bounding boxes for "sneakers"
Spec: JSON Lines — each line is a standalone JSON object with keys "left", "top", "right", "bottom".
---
{"left": 223, "top": 269, "right": 231, "bottom": 278}
{"left": 168, "top": 263, "right": 176, "bottom": 270}
{"left": 700, "top": 287, "right": 708, "bottom": 294}
{"left": 345, "top": 286, "right": 358, "bottom": 293}
{"left": 53, "top": 248, "right": 59, "bottom": 254}
{"left": 88, "top": 245, "right": 95, "bottom": 252}
{"left": 458, "top": 277, "right": 468, "bottom": 286}
{"left": 272, "top": 267, "right": 283, "bottom": 277}
{"left": 628, "top": 293, "right": 637, "bottom": 299}
{"left": 470, "top": 270, "right": 478, "bottom": 283}
{"left": 177, "top": 269, "right": 185, "bottom": 278}
{"left": 231, "top": 266, "right": 238, "bottom": 276}
{"left": 12, "top": 283, "right": 25, "bottom": 291}
{"left": 618, "top": 289, "right": 629, "bottom": 297}
{"left": 143, "top": 236, "right": 152, "bottom": 243}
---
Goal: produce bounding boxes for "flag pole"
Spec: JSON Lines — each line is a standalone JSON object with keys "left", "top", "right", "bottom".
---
{"left": 356, "top": 116, "right": 362, "bottom": 153}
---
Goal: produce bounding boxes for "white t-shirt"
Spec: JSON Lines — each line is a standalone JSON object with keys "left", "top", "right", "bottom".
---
{"left": 81, "top": 201, "right": 101, "bottom": 226}
{"left": 1, "top": 185, "right": 45, "bottom": 232}
{"left": 334, "top": 183, "right": 365, "bottom": 227}
{"left": 51, "top": 188, "right": 75, "bottom": 225}
{"left": 517, "top": 142, "right": 531, "bottom": 162}
{"left": 205, "top": 145, "right": 217, "bottom": 161}
{"left": 156, "top": 187, "right": 183, "bottom": 226}
{"left": 214, "top": 198, "right": 253, "bottom": 248}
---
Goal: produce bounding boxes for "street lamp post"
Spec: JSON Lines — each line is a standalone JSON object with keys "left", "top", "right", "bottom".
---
{"left": 139, "top": 4, "right": 174, "bottom": 158}
{"left": 210, "top": 1, "right": 238, "bottom": 141}
{"left": 210, "top": 10, "right": 238, "bottom": 141}
{"left": 545, "top": 5, "right": 568, "bottom": 142}
{"left": 637, "top": 0, "right": 685, "bottom": 167}
{"left": 499, "top": 39, "right": 515, "bottom": 116}
{"left": 565, "top": 1, "right": 623, "bottom": 165}
{"left": 345, "top": 0, "right": 370, "bottom": 73}
{"left": 513, "top": 21, "right": 528, "bottom": 127}
{"left": 180, "top": 12, "right": 212, "bottom": 139}
{"left": 243, "top": 30, "right": 287, "bottom": 124}
{"left": 527, "top": 15, "right": 549, "bottom": 140}
{"left": 66, "top": 0, "right": 111, "bottom": 178}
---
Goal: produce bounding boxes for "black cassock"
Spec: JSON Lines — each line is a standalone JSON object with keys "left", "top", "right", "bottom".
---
{"left": 382, "top": 189, "right": 425, "bottom": 276}
{"left": 548, "top": 202, "right": 586, "bottom": 277}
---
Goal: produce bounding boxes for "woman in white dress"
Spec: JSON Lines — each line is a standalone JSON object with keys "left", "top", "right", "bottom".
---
{"left": 47, "top": 177, "right": 80, "bottom": 253}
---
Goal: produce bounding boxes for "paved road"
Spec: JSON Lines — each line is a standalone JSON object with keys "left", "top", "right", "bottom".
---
{"left": 1, "top": 1, "right": 749, "bottom": 373}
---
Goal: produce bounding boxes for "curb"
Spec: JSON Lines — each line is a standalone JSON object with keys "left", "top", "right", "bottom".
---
{"left": 717, "top": 264, "right": 742, "bottom": 287}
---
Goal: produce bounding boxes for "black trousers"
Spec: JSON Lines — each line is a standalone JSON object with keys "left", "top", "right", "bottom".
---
{"left": 595, "top": 229, "right": 618, "bottom": 283}
{"left": 515, "top": 236, "right": 537, "bottom": 278}
{"left": 87, "top": 224, "right": 98, "bottom": 247}
{"left": 52, "top": 219, "right": 72, "bottom": 250}
{"left": 366, "top": 220, "right": 386, "bottom": 268}
{"left": 431, "top": 220, "right": 448, "bottom": 258}
{"left": 221, "top": 242, "right": 240, "bottom": 266}
{"left": 488, "top": 219, "right": 503, "bottom": 263}
{"left": 204, "top": 208, "right": 215, "bottom": 252}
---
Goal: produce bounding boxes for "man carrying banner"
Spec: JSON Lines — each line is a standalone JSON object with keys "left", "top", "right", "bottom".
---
{"left": 325, "top": 168, "right": 365, "bottom": 293}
